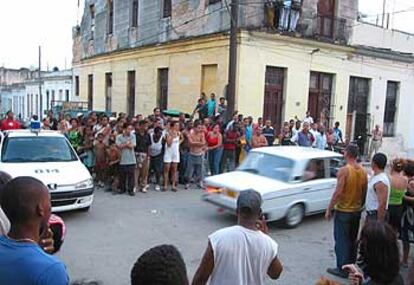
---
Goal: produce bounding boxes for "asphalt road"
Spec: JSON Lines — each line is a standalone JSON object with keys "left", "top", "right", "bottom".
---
{"left": 57, "top": 187, "right": 346, "bottom": 285}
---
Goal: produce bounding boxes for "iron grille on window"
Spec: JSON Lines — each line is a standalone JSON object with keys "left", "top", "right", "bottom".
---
{"left": 383, "top": 81, "right": 399, "bottom": 137}
{"left": 132, "top": 0, "right": 139, "bottom": 27}
{"left": 163, "top": 0, "right": 171, "bottom": 18}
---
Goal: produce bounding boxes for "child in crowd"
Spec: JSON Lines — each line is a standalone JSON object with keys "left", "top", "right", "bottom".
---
{"left": 149, "top": 127, "right": 164, "bottom": 191}
{"left": 94, "top": 133, "right": 107, "bottom": 188}
{"left": 107, "top": 140, "right": 121, "bottom": 193}
{"left": 78, "top": 126, "right": 95, "bottom": 174}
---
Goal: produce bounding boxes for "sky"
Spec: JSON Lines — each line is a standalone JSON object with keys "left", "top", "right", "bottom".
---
{"left": 0, "top": 0, "right": 412, "bottom": 70}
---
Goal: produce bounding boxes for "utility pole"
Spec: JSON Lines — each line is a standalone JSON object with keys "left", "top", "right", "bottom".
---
{"left": 227, "top": 0, "right": 238, "bottom": 120}
{"left": 38, "top": 46, "right": 43, "bottom": 120}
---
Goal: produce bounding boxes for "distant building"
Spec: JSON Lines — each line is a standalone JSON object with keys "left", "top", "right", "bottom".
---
{"left": 72, "top": 0, "right": 414, "bottom": 157}
{"left": 0, "top": 67, "right": 38, "bottom": 117}
{"left": 24, "top": 69, "right": 73, "bottom": 119}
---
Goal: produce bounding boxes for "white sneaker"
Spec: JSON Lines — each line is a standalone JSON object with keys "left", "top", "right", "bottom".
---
{"left": 133, "top": 187, "right": 138, "bottom": 193}
{"left": 155, "top": 185, "right": 161, "bottom": 191}
{"left": 141, "top": 185, "right": 149, "bottom": 193}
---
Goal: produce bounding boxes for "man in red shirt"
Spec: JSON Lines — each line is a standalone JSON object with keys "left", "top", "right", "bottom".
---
{"left": 221, "top": 125, "right": 240, "bottom": 173}
{"left": 1, "top": 111, "right": 21, "bottom": 131}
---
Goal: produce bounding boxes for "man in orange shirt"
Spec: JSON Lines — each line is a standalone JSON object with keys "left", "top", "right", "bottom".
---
{"left": 325, "top": 144, "right": 368, "bottom": 279}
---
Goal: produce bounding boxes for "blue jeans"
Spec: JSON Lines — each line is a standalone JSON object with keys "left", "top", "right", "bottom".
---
{"left": 208, "top": 148, "right": 223, "bottom": 175}
{"left": 334, "top": 211, "right": 361, "bottom": 269}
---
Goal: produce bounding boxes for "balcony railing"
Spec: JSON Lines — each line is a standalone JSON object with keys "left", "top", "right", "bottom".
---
{"left": 315, "top": 15, "right": 347, "bottom": 42}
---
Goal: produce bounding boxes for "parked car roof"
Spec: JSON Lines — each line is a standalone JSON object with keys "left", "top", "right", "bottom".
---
{"left": 251, "top": 146, "right": 343, "bottom": 161}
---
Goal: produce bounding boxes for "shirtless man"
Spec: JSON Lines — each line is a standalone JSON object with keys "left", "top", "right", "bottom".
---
{"left": 251, "top": 127, "right": 268, "bottom": 149}
{"left": 185, "top": 120, "right": 206, "bottom": 189}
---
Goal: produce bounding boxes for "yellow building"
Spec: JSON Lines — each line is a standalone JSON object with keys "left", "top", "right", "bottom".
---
{"left": 73, "top": 0, "right": 414, "bottom": 156}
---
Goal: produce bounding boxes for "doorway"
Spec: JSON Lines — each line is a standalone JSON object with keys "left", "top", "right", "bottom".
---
{"left": 347, "top": 76, "right": 370, "bottom": 155}
{"left": 263, "top": 66, "right": 285, "bottom": 132}
{"left": 308, "top": 72, "right": 333, "bottom": 127}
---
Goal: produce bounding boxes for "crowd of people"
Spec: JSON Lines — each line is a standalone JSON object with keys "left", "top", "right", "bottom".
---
{"left": 0, "top": 95, "right": 412, "bottom": 285}
{"left": 324, "top": 144, "right": 414, "bottom": 284}
{"left": 0, "top": 94, "right": 347, "bottom": 196}
{"left": 0, "top": 170, "right": 411, "bottom": 285}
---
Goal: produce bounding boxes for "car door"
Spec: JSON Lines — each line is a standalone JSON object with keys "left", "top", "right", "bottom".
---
{"left": 296, "top": 158, "right": 336, "bottom": 213}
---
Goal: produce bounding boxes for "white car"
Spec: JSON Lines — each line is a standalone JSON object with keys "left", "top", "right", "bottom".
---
{"left": 203, "top": 146, "right": 344, "bottom": 228}
{"left": 0, "top": 129, "right": 94, "bottom": 212}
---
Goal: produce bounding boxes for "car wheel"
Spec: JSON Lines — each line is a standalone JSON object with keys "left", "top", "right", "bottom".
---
{"left": 284, "top": 204, "right": 305, "bottom": 228}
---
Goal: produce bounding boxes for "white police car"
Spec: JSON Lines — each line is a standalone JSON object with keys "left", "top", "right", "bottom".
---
{"left": 0, "top": 124, "right": 94, "bottom": 212}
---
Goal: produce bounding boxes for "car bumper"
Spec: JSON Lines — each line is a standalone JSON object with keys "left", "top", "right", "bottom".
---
{"left": 202, "top": 193, "right": 237, "bottom": 213}
{"left": 51, "top": 187, "right": 94, "bottom": 212}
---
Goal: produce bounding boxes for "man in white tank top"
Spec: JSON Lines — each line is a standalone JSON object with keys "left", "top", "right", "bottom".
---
{"left": 192, "top": 190, "right": 283, "bottom": 285}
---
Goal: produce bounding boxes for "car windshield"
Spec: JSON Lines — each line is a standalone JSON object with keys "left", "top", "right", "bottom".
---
{"left": 1, "top": 136, "right": 78, "bottom": 163}
{"left": 238, "top": 152, "right": 294, "bottom": 182}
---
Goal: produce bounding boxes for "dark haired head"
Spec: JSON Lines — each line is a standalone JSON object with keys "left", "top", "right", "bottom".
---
{"left": 138, "top": 120, "right": 146, "bottom": 127}
{"left": 123, "top": 122, "right": 130, "bottom": 129}
{"left": 391, "top": 158, "right": 405, "bottom": 173}
{"left": 154, "top": 127, "right": 163, "bottom": 135}
{"left": 0, "top": 171, "right": 12, "bottom": 202}
{"left": 193, "top": 120, "right": 202, "bottom": 128}
{"left": 131, "top": 244, "right": 188, "bottom": 285}
{"left": 404, "top": 160, "right": 414, "bottom": 177}
{"left": 70, "top": 118, "right": 78, "bottom": 124}
{"left": 372, "top": 153, "right": 387, "bottom": 170}
{"left": 345, "top": 144, "right": 359, "bottom": 159}
{"left": 1, "top": 177, "right": 50, "bottom": 227}
{"left": 358, "top": 220, "right": 400, "bottom": 283}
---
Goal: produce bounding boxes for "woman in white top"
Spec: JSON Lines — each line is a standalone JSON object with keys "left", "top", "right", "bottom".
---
{"left": 366, "top": 153, "right": 390, "bottom": 221}
{"left": 163, "top": 121, "right": 182, "bottom": 192}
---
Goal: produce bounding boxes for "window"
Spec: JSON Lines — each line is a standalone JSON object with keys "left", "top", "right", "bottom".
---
{"left": 75, "top": 76, "right": 80, "bottom": 96}
{"left": 88, "top": 74, "right": 94, "bottom": 110}
{"left": 35, "top": 94, "right": 39, "bottom": 116}
{"left": 108, "top": 0, "right": 114, "bottom": 35}
{"left": 51, "top": 90, "right": 55, "bottom": 105}
{"left": 383, "top": 81, "right": 399, "bottom": 137}
{"left": 208, "top": 0, "right": 221, "bottom": 4}
{"left": 162, "top": 0, "right": 171, "bottom": 18}
{"left": 46, "top": 90, "right": 50, "bottom": 110}
{"left": 238, "top": 152, "right": 294, "bottom": 182}
{"left": 26, "top": 94, "right": 30, "bottom": 117}
{"left": 127, "top": 71, "right": 136, "bottom": 118}
{"left": 59, "top": 90, "right": 63, "bottom": 101}
{"left": 90, "top": 4, "right": 95, "bottom": 40}
{"left": 132, "top": 0, "right": 139, "bottom": 27}
{"left": 157, "top": 68, "right": 169, "bottom": 110}
{"left": 105, "top": 73, "right": 113, "bottom": 112}
{"left": 65, "top": 90, "right": 70, "bottom": 102}
{"left": 329, "top": 158, "right": 345, "bottom": 178}
{"left": 304, "top": 159, "right": 326, "bottom": 181}
{"left": 2, "top": 137, "right": 77, "bottom": 163}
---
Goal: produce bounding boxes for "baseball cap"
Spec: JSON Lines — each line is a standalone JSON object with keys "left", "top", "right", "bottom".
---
{"left": 237, "top": 189, "right": 262, "bottom": 213}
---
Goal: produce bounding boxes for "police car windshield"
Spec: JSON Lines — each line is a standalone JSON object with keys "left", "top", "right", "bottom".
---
{"left": 1, "top": 136, "right": 78, "bottom": 163}
{"left": 237, "top": 152, "right": 294, "bottom": 182}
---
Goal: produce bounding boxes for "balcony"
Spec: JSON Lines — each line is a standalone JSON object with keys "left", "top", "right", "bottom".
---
{"left": 263, "top": 4, "right": 349, "bottom": 45}
{"left": 314, "top": 15, "right": 347, "bottom": 43}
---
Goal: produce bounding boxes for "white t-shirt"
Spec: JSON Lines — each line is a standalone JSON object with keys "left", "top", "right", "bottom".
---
{"left": 303, "top": 116, "right": 314, "bottom": 124}
{"left": 0, "top": 207, "right": 10, "bottom": 235}
{"left": 366, "top": 172, "right": 390, "bottom": 212}
{"left": 208, "top": 225, "right": 279, "bottom": 285}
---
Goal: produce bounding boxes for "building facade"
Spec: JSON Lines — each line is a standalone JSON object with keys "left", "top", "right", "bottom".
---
{"left": 72, "top": 0, "right": 414, "bottom": 157}
{"left": 24, "top": 70, "right": 73, "bottom": 119}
